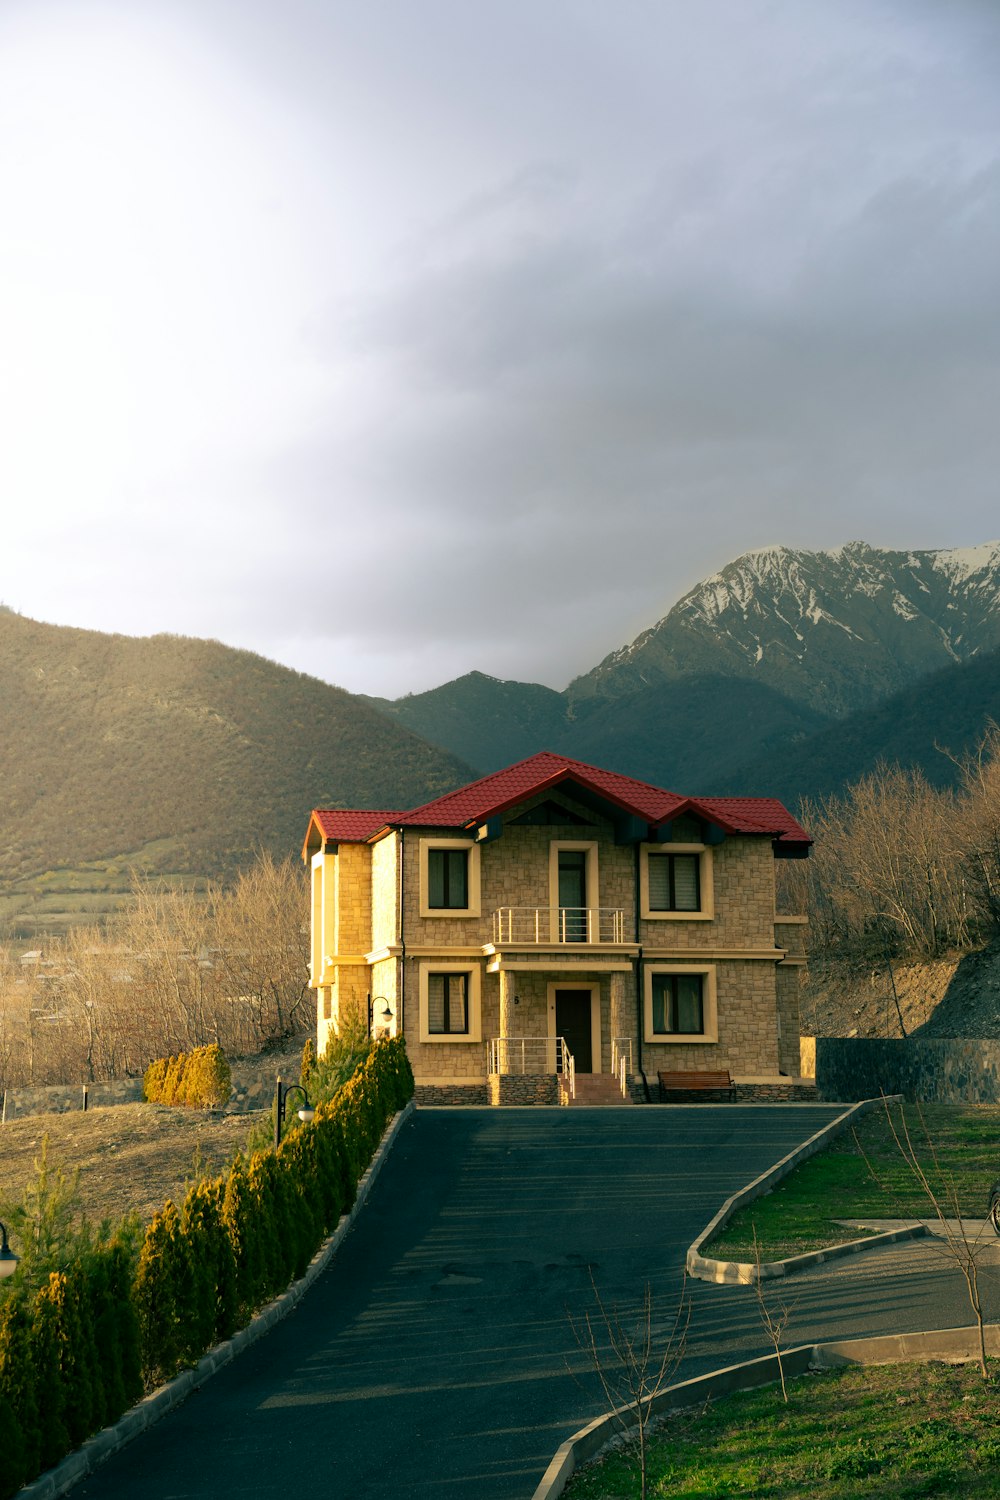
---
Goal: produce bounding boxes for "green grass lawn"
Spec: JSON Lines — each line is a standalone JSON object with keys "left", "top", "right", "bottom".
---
{"left": 564, "top": 1360, "right": 1000, "bottom": 1498}
{"left": 706, "top": 1103, "right": 1000, "bottom": 1263}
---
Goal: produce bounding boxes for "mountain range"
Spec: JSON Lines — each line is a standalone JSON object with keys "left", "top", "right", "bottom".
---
{"left": 370, "top": 540, "right": 1000, "bottom": 789}
{"left": 4, "top": 539, "right": 1000, "bottom": 935}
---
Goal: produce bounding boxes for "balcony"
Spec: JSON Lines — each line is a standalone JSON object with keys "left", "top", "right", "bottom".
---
{"left": 491, "top": 907, "right": 633, "bottom": 945}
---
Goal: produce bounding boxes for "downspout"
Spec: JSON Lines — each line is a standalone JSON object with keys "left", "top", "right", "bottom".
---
{"left": 635, "top": 840, "right": 650, "bottom": 1102}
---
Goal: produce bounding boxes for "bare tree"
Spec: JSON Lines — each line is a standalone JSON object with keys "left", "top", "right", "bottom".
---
{"left": 568, "top": 1272, "right": 690, "bottom": 1500}
{"left": 876, "top": 1096, "right": 996, "bottom": 1380}
{"left": 750, "top": 1226, "right": 796, "bottom": 1402}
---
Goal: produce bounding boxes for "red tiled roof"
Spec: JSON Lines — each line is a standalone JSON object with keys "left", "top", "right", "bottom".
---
{"left": 306, "top": 810, "right": 403, "bottom": 845}
{"left": 692, "top": 797, "right": 811, "bottom": 847}
{"left": 304, "top": 752, "right": 811, "bottom": 850}
{"left": 394, "top": 751, "right": 688, "bottom": 827}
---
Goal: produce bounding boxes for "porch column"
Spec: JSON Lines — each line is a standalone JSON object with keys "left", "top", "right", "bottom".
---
{"left": 498, "top": 969, "right": 515, "bottom": 1073}
{"left": 610, "top": 971, "right": 627, "bottom": 1072}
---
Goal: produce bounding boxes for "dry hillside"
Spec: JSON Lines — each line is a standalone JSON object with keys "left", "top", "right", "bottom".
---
{"left": 0, "top": 608, "right": 473, "bottom": 935}
{"left": 802, "top": 942, "right": 1000, "bottom": 1040}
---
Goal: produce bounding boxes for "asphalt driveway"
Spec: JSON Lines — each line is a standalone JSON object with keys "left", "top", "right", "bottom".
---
{"left": 69, "top": 1104, "right": 987, "bottom": 1500}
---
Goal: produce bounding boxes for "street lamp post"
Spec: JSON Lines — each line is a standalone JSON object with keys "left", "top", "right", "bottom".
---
{"left": 273, "top": 1076, "right": 316, "bottom": 1151}
{"left": 0, "top": 1221, "right": 19, "bottom": 1280}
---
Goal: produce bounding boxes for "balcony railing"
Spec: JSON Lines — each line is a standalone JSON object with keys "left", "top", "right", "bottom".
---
{"left": 488, "top": 1035, "right": 575, "bottom": 1098}
{"left": 492, "top": 907, "right": 632, "bottom": 945}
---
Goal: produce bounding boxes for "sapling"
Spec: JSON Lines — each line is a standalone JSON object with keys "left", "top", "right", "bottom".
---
{"left": 567, "top": 1271, "right": 690, "bottom": 1500}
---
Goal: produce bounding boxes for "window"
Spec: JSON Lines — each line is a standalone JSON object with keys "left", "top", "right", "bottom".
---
{"left": 419, "top": 839, "right": 481, "bottom": 918}
{"left": 651, "top": 972, "right": 704, "bottom": 1033}
{"left": 428, "top": 847, "right": 468, "bottom": 909}
{"left": 418, "top": 962, "right": 482, "bottom": 1043}
{"left": 643, "top": 964, "right": 718, "bottom": 1042}
{"left": 427, "top": 972, "right": 469, "bottom": 1034}
{"left": 640, "top": 842, "right": 713, "bottom": 921}
{"left": 548, "top": 840, "right": 598, "bottom": 943}
{"left": 647, "top": 852, "right": 700, "bottom": 912}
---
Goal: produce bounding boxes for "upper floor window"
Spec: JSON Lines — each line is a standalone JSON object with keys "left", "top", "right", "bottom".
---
{"left": 428, "top": 847, "right": 468, "bottom": 909}
{"left": 647, "top": 852, "right": 700, "bottom": 912}
{"left": 419, "top": 839, "right": 481, "bottom": 919}
{"left": 640, "top": 842, "right": 713, "bottom": 921}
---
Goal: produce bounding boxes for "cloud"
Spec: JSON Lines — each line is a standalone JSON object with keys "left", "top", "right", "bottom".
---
{"left": 1, "top": 0, "right": 999, "bottom": 697}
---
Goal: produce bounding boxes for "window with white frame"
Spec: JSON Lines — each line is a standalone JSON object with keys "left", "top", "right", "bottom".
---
{"left": 643, "top": 964, "right": 717, "bottom": 1042}
{"left": 418, "top": 962, "right": 482, "bottom": 1043}
{"left": 419, "top": 839, "right": 481, "bottom": 918}
{"left": 640, "top": 842, "right": 713, "bottom": 921}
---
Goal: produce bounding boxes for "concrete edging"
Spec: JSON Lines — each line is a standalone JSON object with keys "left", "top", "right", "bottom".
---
{"left": 16, "top": 1100, "right": 416, "bottom": 1500}
{"left": 531, "top": 1321, "right": 1000, "bottom": 1500}
{"left": 685, "top": 1095, "right": 929, "bottom": 1284}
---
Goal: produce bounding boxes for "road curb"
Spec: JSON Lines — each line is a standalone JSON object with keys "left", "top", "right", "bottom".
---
{"left": 531, "top": 1321, "right": 1000, "bottom": 1500}
{"left": 17, "top": 1100, "right": 416, "bottom": 1500}
{"left": 685, "top": 1095, "right": 926, "bottom": 1283}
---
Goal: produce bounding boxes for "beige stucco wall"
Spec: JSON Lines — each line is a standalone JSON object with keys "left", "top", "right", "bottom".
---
{"left": 370, "top": 832, "right": 399, "bottom": 950}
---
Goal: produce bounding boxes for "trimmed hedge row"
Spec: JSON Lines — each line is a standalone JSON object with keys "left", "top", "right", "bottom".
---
{"left": 0, "top": 1038, "right": 413, "bottom": 1498}
{"left": 143, "top": 1044, "right": 232, "bottom": 1109}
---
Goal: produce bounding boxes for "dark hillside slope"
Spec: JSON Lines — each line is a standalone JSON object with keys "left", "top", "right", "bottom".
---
{"left": 554, "top": 674, "right": 830, "bottom": 792}
{"left": 364, "top": 671, "right": 568, "bottom": 773}
{"left": 0, "top": 610, "right": 472, "bottom": 920}
{"left": 717, "top": 645, "right": 1000, "bottom": 806}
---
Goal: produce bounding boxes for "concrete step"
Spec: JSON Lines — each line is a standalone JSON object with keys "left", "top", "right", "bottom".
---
{"left": 561, "top": 1074, "right": 632, "bottom": 1106}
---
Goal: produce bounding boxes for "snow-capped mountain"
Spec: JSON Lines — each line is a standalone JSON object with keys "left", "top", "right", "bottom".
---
{"left": 572, "top": 541, "right": 1000, "bottom": 716}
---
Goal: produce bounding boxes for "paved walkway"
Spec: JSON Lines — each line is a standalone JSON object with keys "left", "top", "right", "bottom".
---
{"left": 68, "top": 1106, "right": 999, "bottom": 1500}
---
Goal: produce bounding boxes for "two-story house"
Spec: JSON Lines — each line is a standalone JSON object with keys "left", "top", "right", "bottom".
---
{"left": 302, "top": 751, "right": 811, "bottom": 1104}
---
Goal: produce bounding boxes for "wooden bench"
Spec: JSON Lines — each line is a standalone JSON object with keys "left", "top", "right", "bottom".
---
{"left": 658, "top": 1068, "right": 736, "bottom": 1103}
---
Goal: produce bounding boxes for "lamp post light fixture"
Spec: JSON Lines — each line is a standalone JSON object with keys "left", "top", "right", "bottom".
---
{"left": 273, "top": 1076, "right": 316, "bottom": 1151}
{"left": 368, "top": 994, "right": 394, "bottom": 1039}
{"left": 0, "top": 1221, "right": 19, "bottom": 1280}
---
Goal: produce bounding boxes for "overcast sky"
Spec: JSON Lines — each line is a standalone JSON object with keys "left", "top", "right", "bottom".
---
{"left": 2, "top": 0, "right": 998, "bottom": 698}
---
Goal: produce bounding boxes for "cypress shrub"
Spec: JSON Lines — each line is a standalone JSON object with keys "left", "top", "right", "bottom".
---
{"left": 133, "top": 1202, "right": 186, "bottom": 1383}
{"left": 300, "top": 1037, "right": 315, "bottom": 1091}
{"left": 29, "top": 1274, "right": 72, "bottom": 1472}
{"left": 141, "top": 1056, "right": 168, "bottom": 1102}
{"left": 144, "top": 1046, "right": 231, "bottom": 1109}
{"left": 221, "top": 1155, "right": 265, "bottom": 1318}
{"left": 90, "top": 1240, "right": 142, "bottom": 1422}
{"left": 0, "top": 1300, "right": 37, "bottom": 1497}
{"left": 180, "top": 1179, "right": 237, "bottom": 1350}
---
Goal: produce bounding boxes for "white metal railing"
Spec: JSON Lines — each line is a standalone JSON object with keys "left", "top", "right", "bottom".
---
{"left": 492, "top": 907, "right": 631, "bottom": 945}
{"left": 488, "top": 1035, "right": 576, "bottom": 1098}
{"left": 611, "top": 1036, "right": 633, "bottom": 1098}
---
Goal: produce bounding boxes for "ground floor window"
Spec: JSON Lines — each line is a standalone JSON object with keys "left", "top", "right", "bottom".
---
{"left": 651, "top": 972, "right": 704, "bottom": 1034}
{"left": 418, "top": 962, "right": 482, "bottom": 1044}
{"left": 643, "top": 964, "right": 718, "bottom": 1043}
{"left": 427, "top": 972, "right": 469, "bottom": 1034}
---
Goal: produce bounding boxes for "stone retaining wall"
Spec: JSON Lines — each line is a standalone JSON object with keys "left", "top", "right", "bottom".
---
{"left": 1, "top": 1079, "right": 145, "bottom": 1121}
{"left": 815, "top": 1037, "right": 1000, "bottom": 1103}
{"left": 414, "top": 1083, "right": 489, "bottom": 1107}
{"left": 488, "top": 1073, "right": 559, "bottom": 1106}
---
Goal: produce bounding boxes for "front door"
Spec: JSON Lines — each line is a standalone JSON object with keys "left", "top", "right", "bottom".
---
{"left": 555, "top": 989, "right": 593, "bottom": 1073}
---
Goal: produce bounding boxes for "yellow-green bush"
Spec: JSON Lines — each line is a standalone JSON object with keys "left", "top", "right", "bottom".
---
{"left": 143, "top": 1045, "right": 231, "bottom": 1109}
